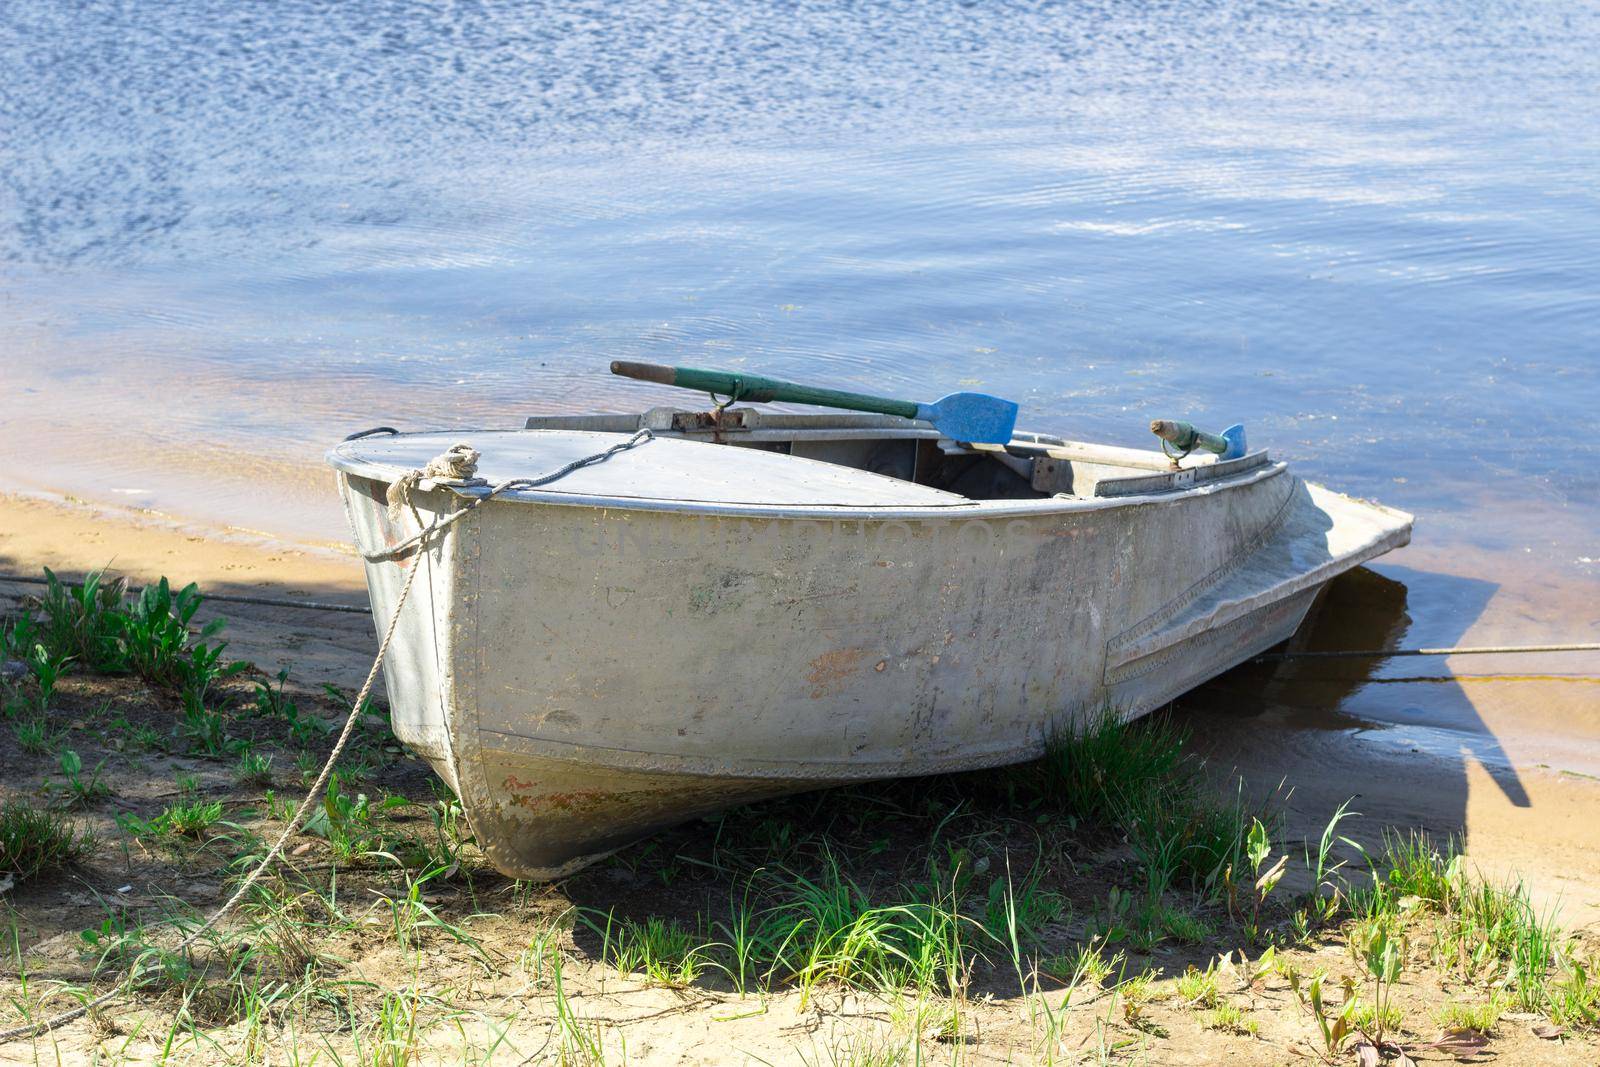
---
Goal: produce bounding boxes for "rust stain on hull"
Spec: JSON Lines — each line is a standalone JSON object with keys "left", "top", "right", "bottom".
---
{"left": 807, "top": 646, "right": 871, "bottom": 698}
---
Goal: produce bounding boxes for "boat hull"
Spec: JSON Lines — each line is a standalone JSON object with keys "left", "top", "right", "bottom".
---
{"left": 335, "top": 444, "right": 1410, "bottom": 878}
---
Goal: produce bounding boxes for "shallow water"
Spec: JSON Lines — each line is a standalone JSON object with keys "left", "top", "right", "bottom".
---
{"left": 3, "top": 3, "right": 1597, "bottom": 767}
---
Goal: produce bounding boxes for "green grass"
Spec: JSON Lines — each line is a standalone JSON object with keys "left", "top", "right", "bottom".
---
{"left": 1345, "top": 998, "right": 1403, "bottom": 1033}
{"left": 1041, "top": 941, "right": 1121, "bottom": 988}
{"left": 1175, "top": 963, "right": 1219, "bottom": 1008}
{"left": 595, "top": 914, "right": 706, "bottom": 987}
{"left": 234, "top": 749, "right": 274, "bottom": 787}
{"left": 58, "top": 748, "right": 111, "bottom": 806}
{"left": 1378, "top": 829, "right": 1459, "bottom": 908}
{"left": 1025, "top": 708, "right": 1186, "bottom": 824}
{"left": 1440, "top": 875, "right": 1563, "bottom": 1011}
{"left": 119, "top": 797, "right": 226, "bottom": 838}
{"left": 1027, "top": 709, "right": 1262, "bottom": 899}
{"left": 0, "top": 800, "right": 89, "bottom": 881}
{"left": 1348, "top": 831, "right": 1598, "bottom": 1025}
{"left": 12, "top": 715, "right": 62, "bottom": 755}
{"left": 1436, "top": 996, "right": 1504, "bottom": 1033}
{"left": 982, "top": 862, "right": 1067, "bottom": 947}
{"left": 765, "top": 853, "right": 974, "bottom": 1002}
{"left": 1199, "top": 1002, "right": 1257, "bottom": 1035}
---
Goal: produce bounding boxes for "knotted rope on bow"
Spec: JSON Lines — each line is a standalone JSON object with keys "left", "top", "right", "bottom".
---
{"left": 386, "top": 442, "right": 483, "bottom": 521}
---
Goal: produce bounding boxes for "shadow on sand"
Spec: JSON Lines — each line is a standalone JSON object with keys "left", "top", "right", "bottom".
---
{"left": 1182, "top": 564, "right": 1529, "bottom": 861}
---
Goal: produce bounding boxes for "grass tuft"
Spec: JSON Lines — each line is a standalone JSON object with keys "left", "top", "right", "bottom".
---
{"left": 596, "top": 914, "right": 706, "bottom": 987}
{"left": 1199, "top": 1001, "right": 1257, "bottom": 1035}
{"left": 0, "top": 800, "right": 89, "bottom": 881}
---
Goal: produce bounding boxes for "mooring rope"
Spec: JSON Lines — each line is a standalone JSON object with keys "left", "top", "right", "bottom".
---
{"left": 362, "top": 429, "right": 654, "bottom": 564}
{"left": 0, "top": 430, "right": 654, "bottom": 1044}
{"left": 0, "top": 575, "right": 372, "bottom": 616}
{"left": 1255, "top": 642, "right": 1600, "bottom": 662}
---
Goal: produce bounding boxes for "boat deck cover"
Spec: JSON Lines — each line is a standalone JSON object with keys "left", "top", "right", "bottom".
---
{"left": 328, "top": 429, "right": 969, "bottom": 507}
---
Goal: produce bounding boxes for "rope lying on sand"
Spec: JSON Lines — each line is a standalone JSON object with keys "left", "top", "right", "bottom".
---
{"left": 0, "top": 574, "right": 372, "bottom": 615}
{"left": 0, "top": 430, "right": 655, "bottom": 1045}
{"left": 1255, "top": 642, "right": 1600, "bottom": 662}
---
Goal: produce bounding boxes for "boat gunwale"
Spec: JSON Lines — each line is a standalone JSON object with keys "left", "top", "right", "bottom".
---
{"left": 327, "top": 430, "right": 1372, "bottom": 523}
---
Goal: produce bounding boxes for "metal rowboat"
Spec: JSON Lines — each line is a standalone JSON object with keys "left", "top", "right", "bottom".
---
{"left": 327, "top": 406, "right": 1412, "bottom": 879}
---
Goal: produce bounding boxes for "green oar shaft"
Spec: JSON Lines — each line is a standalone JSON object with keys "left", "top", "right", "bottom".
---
{"left": 611, "top": 361, "right": 919, "bottom": 419}
{"left": 1150, "top": 419, "right": 1229, "bottom": 455}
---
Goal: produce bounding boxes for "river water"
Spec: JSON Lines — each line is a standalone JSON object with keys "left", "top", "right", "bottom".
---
{"left": 3, "top": 4, "right": 1598, "bottom": 782}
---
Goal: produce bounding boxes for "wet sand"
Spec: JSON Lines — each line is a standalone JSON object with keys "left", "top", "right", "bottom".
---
{"left": 4, "top": 489, "right": 1598, "bottom": 932}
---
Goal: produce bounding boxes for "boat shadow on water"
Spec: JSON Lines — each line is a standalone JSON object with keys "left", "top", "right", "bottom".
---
{"left": 1179, "top": 563, "right": 1530, "bottom": 859}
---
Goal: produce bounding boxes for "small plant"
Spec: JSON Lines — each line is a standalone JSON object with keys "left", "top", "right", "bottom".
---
{"left": 1042, "top": 940, "right": 1121, "bottom": 988}
{"left": 177, "top": 691, "right": 240, "bottom": 757}
{"left": 595, "top": 913, "right": 706, "bottom": 987}
{"left": 1436, "top": 996, "right": 1503, "bottom": 1034}
{"left": 0, "top": 800, "right": 89, "bottom": 880}
{"left": 1224, "top": 817, "right": 1287, "bottom": 943}
{"left": 260, "top": 789, "right": 294, "bottom": 822}
{"left": 23, "top": 642, "right": 72, "bottom": 713}
{"left": 121, "top": 578, "right": 209, "bottom": 688}
{"left": 1347, "top": 998, "right": 1404, "bottom": 1033}
{"left": 1115, "top": 970, "right": 1164, "bottom": 1032}
{"left": 0, "top": 610, "right": 39, "bottom": 669}
{"left": 252, "top": 668, "right": 296, "bottom": 718}
{"left": 1200, "top": 1002, "right": 1257, "bottom": 1035}
{"left": 255, "top": 666, "right": 333, "bottom": 743}
{"left": 1300, "top": 799, "right": 1360, "bottom": 930}
{"left": 36, "top": 567, "right": 128, "bottom": 672}
{"left": 120, "top": 797, "right": 225, "bottom": 839}
{"left": 1349, "top": 914, "right": 1405, "bottom": 1048}
{"left": 1548, "top": 953, "right": 1600, "bottom": 1028}
{"left": 1176, "top": 962, "right": 1220, "bottom": 1008}
{"left": 394, "top": 794, "right": 475, "bottom": 873}
{"left": 302, "top": 773, "right": 404, "bottom": 861}
{"left": 58, "top": 748, "right": 110, "bottom": 806}
{"left": 13, "top": 715, "right": 62, "bottom": 755}
{"left": 234, "top": 749, "right": 273, "bottom": 787}
{"left": 1289, "top": 969, "right": 1358, "bottom": 1056}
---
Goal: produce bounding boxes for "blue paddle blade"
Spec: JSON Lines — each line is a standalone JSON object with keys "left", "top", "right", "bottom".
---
{"left": 1220, "top": 424, "right": 1247, "bottom": 460}
{"left": 914, "top": 392, "right": 1020, "bottom": 444}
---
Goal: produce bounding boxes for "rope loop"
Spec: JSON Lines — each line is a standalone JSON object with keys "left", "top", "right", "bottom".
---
{"left": 365, "top": 429, "right": 653, "bottom": 563}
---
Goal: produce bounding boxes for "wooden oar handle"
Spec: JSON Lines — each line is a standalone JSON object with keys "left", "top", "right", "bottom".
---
{"left": 610, "top": 361, "right": 676, "bottom": 385}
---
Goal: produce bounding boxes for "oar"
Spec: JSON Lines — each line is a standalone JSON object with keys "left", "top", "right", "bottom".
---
{"left": 1150, "top": 419, "right": 1248, "bottom": 460}
{"left": 610, "top": 361, "right": 1019, "bottom": 444}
